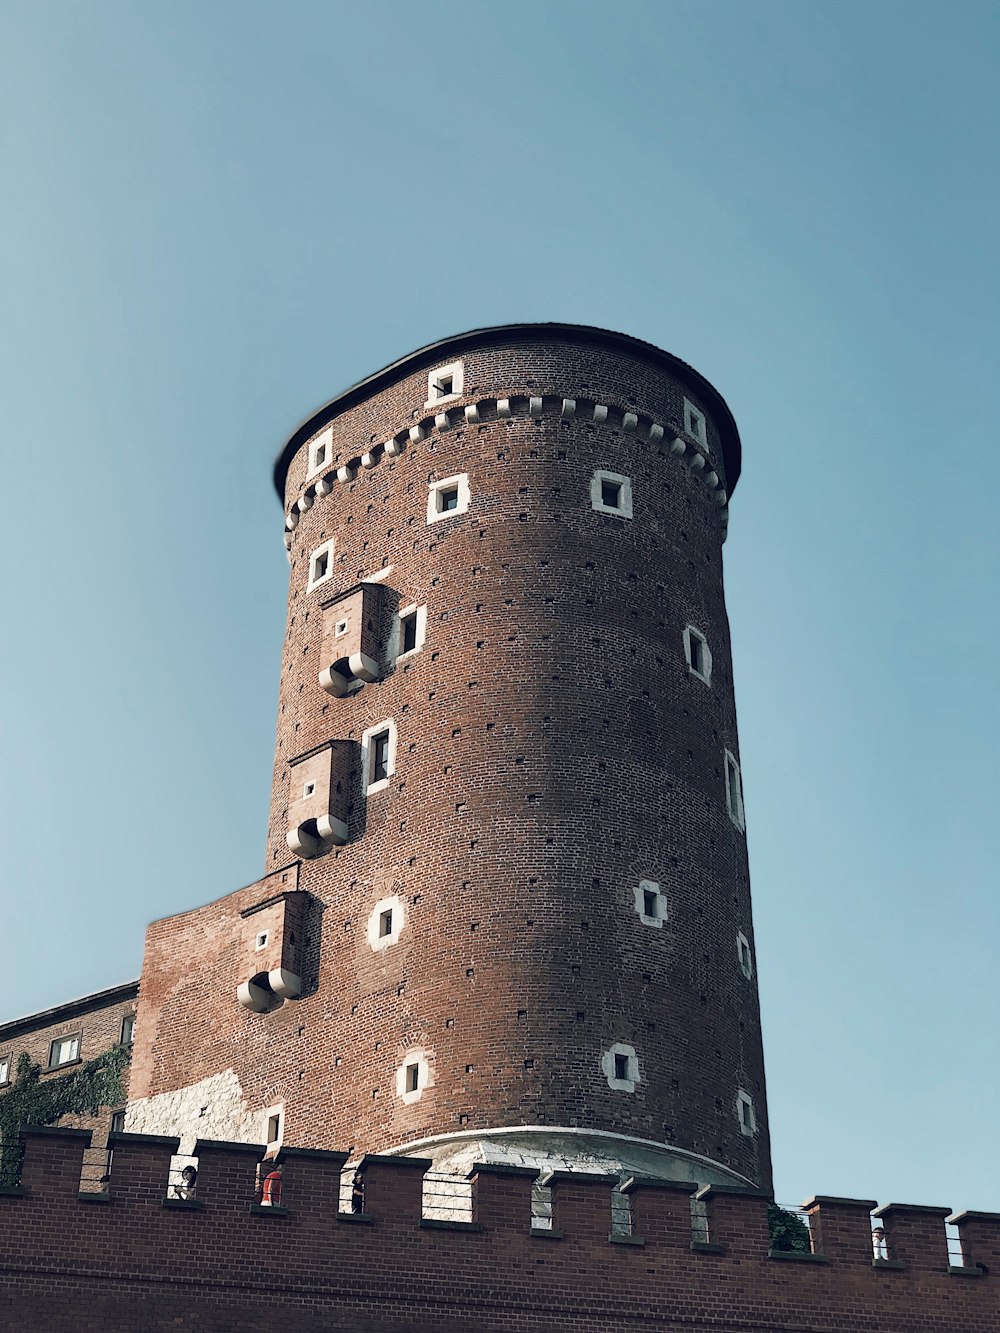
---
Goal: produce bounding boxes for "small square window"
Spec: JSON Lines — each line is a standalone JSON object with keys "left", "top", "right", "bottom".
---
{"left": 49, "top": 1035, "right": 80, "bottom": 1068}
{"left": 426, "top": 360, "right": 464, "bottom": 405}
{"left": 590, "top": 470, "right": 633, "bottom": 519}
{"left": 335, "top": 619, "right": 348, "bottom": 637}
{"left": 394, "top": 605, "right": 426, "bottom": 661}
{"left": 379, "top": 909, "right": 393, "bottom": 938}
{"left": 255, "top": 931, "right": 269, "bottom": 951}
{"left": 634, "top": 880, "right": 666, "bottom": 928}
{"left": 308, "top": 540, "right": 336, "bottom": 592}
{"left": 363, "top": 719, "right": 396, "bottom": 795}
{"left": 604, "top": 1043, "right": 639, "bottom": 1091}
{"left": 427, "top": 474, "right": 470, "bottom": 524}
{"left": 405, "top": 1063, "right": 419, "bottom": 1093}
{"left": 120, "top": 1013, "right": 135, "bottom": 1045}
{"left": 303, "top": 781, "right": 316, "bottom": 798}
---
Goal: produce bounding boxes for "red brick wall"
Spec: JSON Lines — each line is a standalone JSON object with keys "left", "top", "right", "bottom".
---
{"left": 131, "top": 330, "right": 770, "bottom": 1191}
{"left": 1, "top": 1129, "right": 996, "bottom": 1333}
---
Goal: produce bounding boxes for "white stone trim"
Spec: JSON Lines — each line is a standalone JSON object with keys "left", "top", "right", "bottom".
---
{"left": 736, "top": 1090, "right": 757, "bottom": 1137}
{"left": 590, "top": 469, "right": 633, "bottom": 519}
{"left": 633, "top": 880, "right": 668, "bottom": 929}
{"left": 306, "top": 426, "right": 333, "bottom": 479}
{"left": 361, "top": 718, "right": 397, "bottom": 796}
{"left": 362, "top": 565, "right": 395, "bottom": 584}
{"left": 426, "top": 360, "right": 464, "bottom": 407}
{"left": 396, "top": 1049, "right": 432, "bottom": 1104}
{"left": 254, "top": 930, "right": 269, "bottom": 951}
{"left": 263, "top": 1103, "right": 284, "bottom": 1151}
{"left": 683, "top": 625, "right": 712, "bottom": 685}
{"left": 367, "top": 895, "right": 405, "bottom": 951}
{"left": 391, "top": 602, "right": 427, "bottom": 663}
{"left": 684, "top": 398, "right": 707, "bottom": 447}
{"left": 601, "top": 1043, "right": 640, "bottom": 1092}
{"left": 427, "top": 473, "right": 470, "bottom": 524}
{"left": 736, "top": 931, "right": 754, "bottom": 980}
{"left": 307, "top": 538, "right": 336, "bottom": 592}
{"left": 724, "top": 749, "right": 745, "bottom": 832}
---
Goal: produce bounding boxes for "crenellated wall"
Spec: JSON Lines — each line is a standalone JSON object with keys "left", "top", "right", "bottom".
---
{"left": 1, "top": 1126, "right": 996, "bottom": 1333}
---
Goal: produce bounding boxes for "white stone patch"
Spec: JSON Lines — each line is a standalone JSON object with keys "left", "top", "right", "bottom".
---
{"left": 126, "top": 1070, "right": 265, "bottom": 1155}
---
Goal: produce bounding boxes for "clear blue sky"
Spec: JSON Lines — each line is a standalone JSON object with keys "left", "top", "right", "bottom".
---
{"left": 2, "top": 0, "right": 998, "bottom": 1212}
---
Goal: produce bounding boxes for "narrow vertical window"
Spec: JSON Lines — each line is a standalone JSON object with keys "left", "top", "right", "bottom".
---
{"left": 406, "top": 1063, "right": 420, "bottom": 1093}
{"left": 362, "top": 719, "right": 396, "bottom": 795}
{"left": 307, "top": 539, "right": 336, "bottom": 592}
{"left": 684, "top": 398, "right": 707, "bottom": 446}
{"left": 379, "top": 908, "right": 393, "bottom": 938}
{"left": 725, "top": 750, "right": 745, "bottom": 831}
{"left": 737, "top": 1091, "right": 756, "bottom": 1136}
{"left": 736, "top": 931, "right": 753, "bottom": 980}
{"left": 684, "top": 626, "right": 712, "bottom": 684}
{"left": 372, "top": 732, "right": 390, "bottom": 783}
{"left": 120, "top": 1013, "right": 136, "bottom": 1045}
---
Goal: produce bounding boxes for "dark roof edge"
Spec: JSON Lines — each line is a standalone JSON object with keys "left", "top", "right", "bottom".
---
{"left": 272, "top": 323, "right": 742, "bottom": 500}
{"left": 0, "top": 979, "right": 140, "bottom": 1040}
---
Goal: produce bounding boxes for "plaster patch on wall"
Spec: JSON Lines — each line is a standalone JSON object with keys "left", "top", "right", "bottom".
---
{"left": 126, "top": 1069, "right": 263, "bottom": 1154}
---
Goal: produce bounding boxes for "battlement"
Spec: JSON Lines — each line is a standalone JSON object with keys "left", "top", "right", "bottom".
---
{"left": 1, "top": 1127, "right": 997, "bottom": 1333}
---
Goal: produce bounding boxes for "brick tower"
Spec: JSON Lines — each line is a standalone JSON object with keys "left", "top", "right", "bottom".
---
{"left": 128, "top": 324, "right": 771, "bottom": 1196}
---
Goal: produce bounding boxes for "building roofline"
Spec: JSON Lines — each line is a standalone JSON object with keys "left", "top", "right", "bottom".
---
{"left": 0, "top": 980, "right": 139, "bottom": 1041}
{"left": 273, "top": 323, "right": 742, "bottom": 500}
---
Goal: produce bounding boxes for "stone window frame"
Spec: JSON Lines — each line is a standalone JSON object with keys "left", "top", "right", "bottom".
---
{"left": 425, "top": 360, "right": 464, "bottom": 407}
{"left": 392, "top": 603, "right": 427, "bottom": 664}
{"left": 601, "top": 1042, "right": 640, "bottom": 1093}
{"left": 254, "top": 930, "right": 270, "bottom": 952}
{"left": 736, "top": 931, "right": 754, "bottom": 980}
{"left": 396, "top": 1049, "right": 431, "bottom": 1105}
{"left": 47, "top": 1033, "right": 81, "bottom": 1070}
{"left": 590, "top": 469, "right": 634, "bottom": 520}
{"left": 306, "top": 425, "right": 333, "bottom": 480}
{"left": 361, "top": 718, "right": 397, "bottom": 797}
{"left": 724, "top": 749, "right": 745, "bottom": 832}
{"left": 737, "top": 1089, "right": 757, "bottom": 1137}
{"left": 684, "top": 397, "right": 708, "bottom": 447}
{"left": 0, "top": 1053, "right": 10, "bottom": 1087}
{"left": 120, "top": 1013, "right": 136, "bottom": 1045}
{"left": 307, "top": 538, "right": 336, "bottom": 593}
{"left": 633, "top": 879, "right": 668, "bottom": 930}
{"left": 264, "top": 1104, "right": 284, "bottom": 1151}
{"left": 683, "top": 624, "right": 713, "bottom": 685}
{"left": 426, "top": 473, "right": 470, "bottom": 525}
{"left": 367, "top": 894, "right": 405, "bottom": 952}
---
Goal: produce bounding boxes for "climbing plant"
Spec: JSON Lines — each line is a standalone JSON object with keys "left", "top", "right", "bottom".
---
{"left": 0, "top": 1043, "right": 131, "bottom": 1187}
{"left": 768, "top": 1202, "right": 812, "bottom": 1253}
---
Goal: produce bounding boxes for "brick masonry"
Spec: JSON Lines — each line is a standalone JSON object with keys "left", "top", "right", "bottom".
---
{"left": 127, "top": 328, "right": 770, "bottom": 1192}
{"left": 0, "top": 1128, "right": 997, "bottom": 1333}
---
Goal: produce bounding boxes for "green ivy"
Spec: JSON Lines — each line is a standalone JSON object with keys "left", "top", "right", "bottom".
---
{"left": 0, "top": 1043, "right": 131, "bottom": 1187}
{"left": 768, "top": 1202, "right": 812, "bottom": 1253}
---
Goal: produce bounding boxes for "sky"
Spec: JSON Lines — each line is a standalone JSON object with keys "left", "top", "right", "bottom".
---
{"left": 1, "top": 0, "right": 998, "bottom": 1213}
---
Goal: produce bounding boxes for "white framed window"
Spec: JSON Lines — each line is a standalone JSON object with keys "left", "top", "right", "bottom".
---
{"left": 396, "top": 1050, "right": 431, "bottom": 1104}
{"left": 601, "top": 1042, "right": 640, "bottom": 1092}
{"left": 736, "top": 1090, "right": 757, "bottom": 1137}
{"left": 684, "top": 398, "right": 707, "bottom": 446}
{"left": 590, "top": 469, "right": 633, "bottom": 519}
{"left": 361, "top": 718, "right": 397, "bottom": 796}
{"left": 736, "top": 931, "right": 754, "bottom": 980}
{"left": 367, "top": 895, "right": 405, "bottom": 951}
{"left": 426, "top": 360, "right": 464, "bottom": 406}
{"left": 427, "top": 473, "right": 470, "bottom": 524}
{"left": 255, "top": 930, "right": 270, "bottom": 952}
{"left": 264, "top": 1104, "right": 284, "bottom": 1150}
{"left": 633, "top": 879, "right": 667, "bottom": 929}
{"left": 392, "top": 603, "right": 427, "bottom": 663}
{"left": 307, "top": 538, "right": 336, "bottom": 592}
{"left": 0, "top": 1054, "right": 11, "bottom": 1085}
{"left": 683, "top": 625, "right": 712, "bottom": 684}
{"left": 302, "top": 780, "right": 316, "bottom": 799}
{"left": 724, "top": 749, "right": 745, "bottom": 831}
{"left": 307, "top": 425, "right": 333, "bottom": 479}
{"left": 48, "top": 1035, "right": 80, "bottom": 1069}
{"left": 120, "top": 1013, "right": 136, "bottom": 1045}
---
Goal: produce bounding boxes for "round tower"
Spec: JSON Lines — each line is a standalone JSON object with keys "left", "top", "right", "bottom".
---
{"left": 268, "top": 324, "right": 770, "bottom": 1193}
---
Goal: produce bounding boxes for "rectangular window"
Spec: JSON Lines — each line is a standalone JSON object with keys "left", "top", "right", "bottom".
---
{"left": 121, "top": 1014, "right": 135, "bottom": 1045}
{"left": 372, "top": 731, "right": 390, "bottom": 783}
{"left": 684, "top": 398, "right": 707, "bottom": 446}
{"left": 0, "top": 1055, "right": 10, "bottom": 1086}
{"left": 601, "top": 478, "right": 622, "bottom": 508}
{"left": 590, "top": 470, "right": 633, "bottom": 519}
{"left": 725, "top": 750, "right": 745, "bottom": 831}
{"left": 690, "top": 636, "right": 704, "bottom": 675}
{"left": 266, "top": 1111, "right": 282, "bottom": 1146}
{"left": 400, "top": 610, "right": 418, "bottom": 655}
{"left": 614, "top": 1052, "right": 629, "bottom": 1081}
{"left": 737, "top": 1091, "right": 756, "bottom": 1136}
{"left": 642, "top": 888, "right": 657, "bottom": 917}
{"left": 110, "top": 1109, "right": 126, "bottom": 1134}
{"left": 684, "top": 625, "right": 712, "bottom": 683}
{"left": 307, "top": 539, "right": 336, "bottom": 592}
{"left": 307, "top": 425, "right": 334, "bottom": 479}
{"left": 426, "top": 360, "right": 464, "bottom": 405}
{"left": 48, "top": 1035, "right": 80, "bottom": 1069}
{"left": 379, "top": 908, "right": 393, "bottom": 938}
{"left": 439, "top": 487, "right": 459, "bottom": 512}
{"left": 255, "top": 931, "right": 269, "bottom": 951}
{"left": 427, "top": 474, "right": 470, "bottom": 523}
{"left": 406, "top": 1063, "right": 420, "bottom": 1093}
{"left": 737, "top": 932, "right": 753, "bottom": 979}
